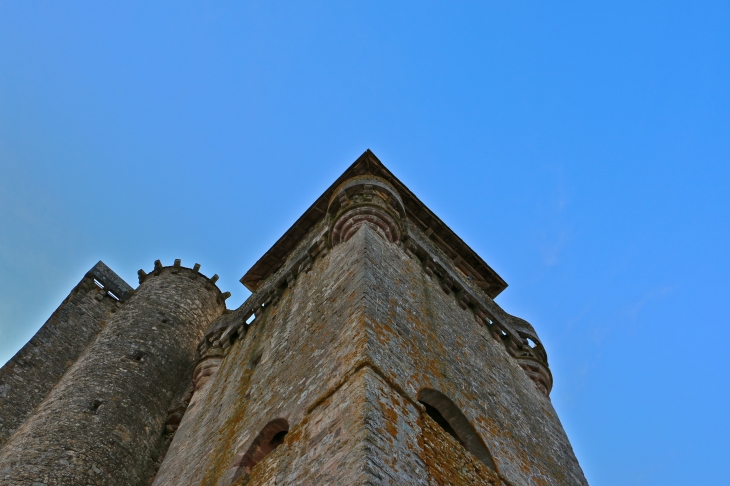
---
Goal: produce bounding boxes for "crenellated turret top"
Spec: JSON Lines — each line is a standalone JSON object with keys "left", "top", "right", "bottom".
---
{"left": 137, "top": 259, "right": 231, "bottom": 306}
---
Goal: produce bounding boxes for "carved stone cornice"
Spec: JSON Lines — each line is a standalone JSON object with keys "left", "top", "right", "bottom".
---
{"left": 404, "top": 226, "right": 553, "bottom": 396}
{"left": 328, "top": 175, "right": 405, "bottom": 246}
{"left": 241, "top": 150, "right": 507, "bottom": 297}
{"left": 216, "top": 214, "right": 553, "bottom": 398}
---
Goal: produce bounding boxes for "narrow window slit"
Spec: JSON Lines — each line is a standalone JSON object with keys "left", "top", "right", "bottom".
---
{"left": 90, "top": 399, "right": 103, "bottom": 414}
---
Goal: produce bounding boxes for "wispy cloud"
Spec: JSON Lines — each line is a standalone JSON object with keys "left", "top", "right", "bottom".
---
{"left": 539, "top": 228, "right": 570, "bottom": 267}
{"left": 536, "top": 165, "right": 573, "bottom": 268}
{"left": 627, "top": 286, "right": 675, "bottom": 321}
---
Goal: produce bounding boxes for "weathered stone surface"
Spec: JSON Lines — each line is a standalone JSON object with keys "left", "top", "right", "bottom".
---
{"left": 359, "top": 223, "right": 583, "bottom": 484}
{"left": 241, "top": 367, "right": 427, "bottom": 485}
{"left": 422, "top": 412, "right": 501, "bottom": 485}
{"left": 153, "top": 222, "right": 586, "bottom": 485}
{"left": 153, "top": 223, "right": 373, "bottom": 486}
{"left": 0, "top": 151, "right": 586, "bottom": 485}
{"left": 0, "top": 263, "right": 226, "bottom": 485}
{"left": 0, "top": 261, "right": 128, "bottom": 448}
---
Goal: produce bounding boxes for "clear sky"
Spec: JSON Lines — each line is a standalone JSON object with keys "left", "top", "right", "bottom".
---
{"left": 1, "top": 2, "right": 728, "bottom": 484}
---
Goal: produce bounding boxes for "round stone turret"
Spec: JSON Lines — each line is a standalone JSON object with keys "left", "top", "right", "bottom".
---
{"left": 0, "top": 260, "right": 227, "bottom": 486}
{"left": 506, "top": 314, "right": 553, "bottom": 396}
{"left": 327, "top": 175, "right": 406, "bottom": 246}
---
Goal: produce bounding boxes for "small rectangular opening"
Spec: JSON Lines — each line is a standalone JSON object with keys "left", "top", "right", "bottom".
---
{"left": 93, "top": 279, "right": 105, "bottom": 289}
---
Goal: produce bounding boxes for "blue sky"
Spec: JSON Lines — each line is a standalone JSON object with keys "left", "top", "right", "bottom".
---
{"left": 1, "top": 2, "right": 728, "bottom": 484}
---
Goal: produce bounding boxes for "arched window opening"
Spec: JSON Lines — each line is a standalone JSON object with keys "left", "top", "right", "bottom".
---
{"left": 238, "top": 418, "right": 289, "bottom": 476}
{"left": 421, "top": 401, "right": 462, "bottom": 445}
{"left": 418, "top": 389, "right": 497, "bottom": 472}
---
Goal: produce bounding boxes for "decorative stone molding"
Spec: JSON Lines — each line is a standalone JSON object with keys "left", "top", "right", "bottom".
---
{"left": 515, "top": 356, "right": 552, "bottom": 396}
{"left": 328, "top": 175, "right": 405, "bottom": 246}
{"left": 194, "top": 329, "right": 225, "bottom": 393}
{"left": 240, "top": 151, "right": 508, "bottom": 298}
{"left": 405, "top": 229, "right": 553, "bottom": 397}
{"left": 507, "top": 315, "right": 552, "bottom": 395}
{"left": 218, "top": 213, "right": 554, "bottom": 399}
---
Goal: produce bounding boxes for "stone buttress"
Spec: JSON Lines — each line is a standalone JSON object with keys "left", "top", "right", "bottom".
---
{"left": 151, "top": 151, "right": 588, "bottom": 486}
{"left": 0, "top": 260, "right": 227, "bottom": 485}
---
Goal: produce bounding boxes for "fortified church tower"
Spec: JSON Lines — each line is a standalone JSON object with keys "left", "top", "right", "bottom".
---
{"left": 0, "top": 151, "right": 587, "bottom": 485}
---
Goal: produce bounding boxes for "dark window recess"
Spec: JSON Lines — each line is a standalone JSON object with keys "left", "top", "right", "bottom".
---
{"left": 90, "top": 399, "right": 103, "bottom": 414}
{"left": 250, "top": 351, "right": 263, "bottom": 369}
{"left": 420, "top": 401, "right": 464, "bottom": 447}
{"left": 269, "top": 431, "right": 287, "bottom": 448}
{"left": 418, "top": 388, "right": 498, "bottom": 472}
{"left": 235, "top": 419, "right": 289, "bottom": 478}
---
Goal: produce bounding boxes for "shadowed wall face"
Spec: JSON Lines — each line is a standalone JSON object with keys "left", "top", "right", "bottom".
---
{"left": 0, "top": 265, "right": 225, "bottom": 486}
{"left": 0, "top": 276, "right": 117, "bottom": 447}
{"left": 0, "top": 261, "right": 131, "bottom": 448}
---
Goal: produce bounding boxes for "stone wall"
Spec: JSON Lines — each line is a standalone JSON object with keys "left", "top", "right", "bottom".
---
{"left": 0, "top": 262, "right": 226, "bottom": 486}
{"left": 152, "top": 225, "right": 373, "bottom": 486}
{"left": 235, "top": 366, "right": 427, "bottom": 485}
{"left": 153, "top": 222, "right": 586, "bottom": 485}
{"left": 421, "top": 413, "right": 502, "bottom": 485}
{"left": 361, "top": 223, "right": 586, "bottom": 485}
{"left": 0, "top": 261, "right": 131, "bottom": 448}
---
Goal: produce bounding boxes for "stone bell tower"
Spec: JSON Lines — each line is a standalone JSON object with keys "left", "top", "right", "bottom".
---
{"left": 151, "top": 151, "right": 587, "bottom": 485}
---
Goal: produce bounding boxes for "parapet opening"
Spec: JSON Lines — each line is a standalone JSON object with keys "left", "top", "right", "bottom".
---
{"left": 245, "top": 314, "right": 256, "bottom": 325}
{"left": 526, "top": 337, "right": 537, "bottom": 348}
{"left": 418, "top": 388, "right": 497, "bottom": 472}
{"left": 107, "top": 291, "right": 120, "bottom": 301}
{"left": 228, "top": 329, "right": 239, "bottom": 346}
{"left": 93, "top": 279, "right": 105, "bottom": 289}
{"left": 235, "top": 419, "right": 289, "bottom": 478}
